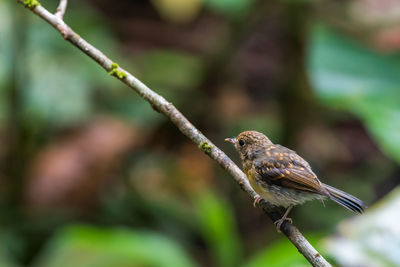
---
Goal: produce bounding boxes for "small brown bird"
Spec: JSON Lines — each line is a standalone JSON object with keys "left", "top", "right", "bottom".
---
{"left": 225, "top": 130, "right": 366, "bottom": 229}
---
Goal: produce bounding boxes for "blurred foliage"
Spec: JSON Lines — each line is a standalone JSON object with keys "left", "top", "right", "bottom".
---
{"left": 324, "top": 186, "right": 400, "bottom": 267}
{"left": 32, "top": 225, "right": 197, "bottom": 267}
{"left": 243, "top": 234, "right": 324, "bottom": 267}
{"left": 203, "top": 0, "right": 255, "bottom": 19}
{"left": 0, "top": 1, "right": 123, "bottom": 127}
{"left": 0, "top": 0, "right": 13, "bottom": 124}
{"left": 151, "top": 0, "right": 203, "bottom": 23}
{"left": 194, "top": 190, "right": 242, "bottom": 267}
{"left": 308, "top": 24, "right": 400, "bottom": 164}
{"left": 134, "top": 50, "right": 204, "bottom": 106}
{"left": 1, "top": 0, "right": 399, "bottom": 266}
{"left": 0, "top": 241, "right": 17, "bottom": 267}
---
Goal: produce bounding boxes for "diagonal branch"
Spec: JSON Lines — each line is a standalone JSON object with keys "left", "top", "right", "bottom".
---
{"left": 16, "top": 1, "right": 331, "bottom": 266}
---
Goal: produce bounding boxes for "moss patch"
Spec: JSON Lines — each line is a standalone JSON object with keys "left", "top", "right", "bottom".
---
{"left": 199, "top": 141, "right": 213, "bottom": 155}
{"left": 23, "top": 0, "right": 40, "bottom": 8}
{"left": 108, "top": 62, "right": 127, "bottom": 79}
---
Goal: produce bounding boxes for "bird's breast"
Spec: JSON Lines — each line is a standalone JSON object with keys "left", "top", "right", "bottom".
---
{"left": 245, "top": 168, "right": 266, "bottom": 196}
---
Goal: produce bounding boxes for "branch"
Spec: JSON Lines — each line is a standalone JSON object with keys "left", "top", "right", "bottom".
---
{"left": 17, "top": 1, "right": 331, "bottom": 266}
{"left": 55, "top": 0, "right": 67, "bottom": 20}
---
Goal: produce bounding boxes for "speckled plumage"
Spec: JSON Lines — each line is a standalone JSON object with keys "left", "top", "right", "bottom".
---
{"left": 226, "top": 131, "right": 366, "bottom": 213}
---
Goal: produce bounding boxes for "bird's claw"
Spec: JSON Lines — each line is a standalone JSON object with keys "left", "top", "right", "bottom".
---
{"left": 274, "top": 217, "right": 293, "bottom": 232}
{"left": 253, "top": 195, "right": 263, "bottom": 207}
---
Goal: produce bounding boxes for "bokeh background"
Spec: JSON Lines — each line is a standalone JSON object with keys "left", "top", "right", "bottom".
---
{"left": 1, "top": 0, "right": 400, "bottom": 266}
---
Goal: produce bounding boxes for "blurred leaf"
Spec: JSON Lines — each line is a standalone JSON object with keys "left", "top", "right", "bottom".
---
{"left": 243, "top": 234, "right": 323, "bottom": 267}
{"left": 0, "top": 0, "right": 13, "bottom": 125}
{"left": 0, "top": 0, "right": 12, "bottom": 79}
{"left": 33, "top": 225, "right": 197, "bottom": 267}
{"left": 0, "top": 227, "right": 27, "bottom": 267}
{"left": 0, "top": 252, "right": 16, "bottom": 267}
{"left": 203, "top": 0, "right": 255, "bottom": 19}
{"left": 151, "top": 0, "right": 203, "bottom": 24}
{"left": 194, "top": 190, "right": 242, "bottom": 267}
{"left": 308, "top": 24, "right": 400, "bottom": 163}
{"left": 0, "top": 257, "right": 15, "bottom": 267}
{"left": 324, "top": 186, "right": 400, "bottom": 266}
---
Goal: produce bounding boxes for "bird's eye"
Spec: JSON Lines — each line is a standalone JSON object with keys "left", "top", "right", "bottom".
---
{"left": 239, "top": 139, "right": 244, "bottom": 146}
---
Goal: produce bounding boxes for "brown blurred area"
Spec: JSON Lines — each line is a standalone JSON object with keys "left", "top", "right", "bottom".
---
{"left": 25, "top": 117, "right": 138, "bottom": 211}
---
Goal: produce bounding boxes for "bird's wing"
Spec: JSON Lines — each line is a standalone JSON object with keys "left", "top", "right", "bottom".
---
{"left": 254, "top": 148, "right": 328, "bottom": 196}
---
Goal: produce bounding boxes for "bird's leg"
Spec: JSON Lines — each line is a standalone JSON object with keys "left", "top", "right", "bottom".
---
{"left": 274, "top": 205, "right": 294, "bottom": 231}
{"left": 253, "top": 195, "right": 263, "bottom": 207}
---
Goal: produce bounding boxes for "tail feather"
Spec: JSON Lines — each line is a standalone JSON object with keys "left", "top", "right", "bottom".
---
{"left": 322, "top": 183, "right": 366, "bottom": 213}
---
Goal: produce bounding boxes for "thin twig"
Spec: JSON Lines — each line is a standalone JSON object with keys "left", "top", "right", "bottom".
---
{"left": 16, "top": 1, "right": 331, "bottom": 266}
{"left": 55, "top": 0, "right": 67, "bottom": 20}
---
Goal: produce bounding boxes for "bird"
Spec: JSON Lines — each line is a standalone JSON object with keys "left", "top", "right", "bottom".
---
{"left": 225, "top": 130, "right": 366, "bottom": 230}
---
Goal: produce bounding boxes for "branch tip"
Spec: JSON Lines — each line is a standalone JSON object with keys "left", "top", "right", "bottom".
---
{"left": 55, "top": 0, "right": 68, "bottom": 19}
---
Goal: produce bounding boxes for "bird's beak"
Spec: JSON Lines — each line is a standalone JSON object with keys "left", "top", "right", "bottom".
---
{"left": 225, "top": 137, "right": 236, "bottom": 144}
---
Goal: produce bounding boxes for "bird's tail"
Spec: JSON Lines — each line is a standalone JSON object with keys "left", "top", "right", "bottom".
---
{"left": 322, "top": 183, "right": 366, "bottom": 213}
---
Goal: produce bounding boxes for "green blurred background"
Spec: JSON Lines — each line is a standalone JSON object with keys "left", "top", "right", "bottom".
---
{"left": 1, "top": 0, "right": 400, "bottom": 266}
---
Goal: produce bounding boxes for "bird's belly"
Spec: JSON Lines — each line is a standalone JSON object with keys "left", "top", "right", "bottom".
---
{"left": 247, "top": 170, "right": 323, "bottom": 207}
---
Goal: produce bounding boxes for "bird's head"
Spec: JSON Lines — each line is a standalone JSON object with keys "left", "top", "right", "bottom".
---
{"left": 225, "top": 131, "right": 272, "bottom": 160}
